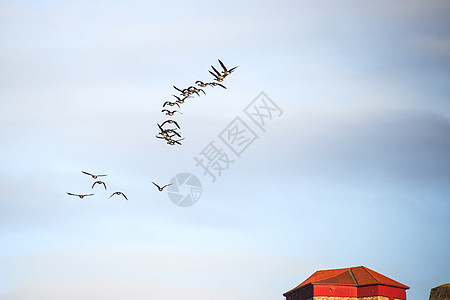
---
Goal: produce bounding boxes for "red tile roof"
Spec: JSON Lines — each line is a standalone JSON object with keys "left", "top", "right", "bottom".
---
{"left": 284, "top": 266, "right": 409, "bottom": 295}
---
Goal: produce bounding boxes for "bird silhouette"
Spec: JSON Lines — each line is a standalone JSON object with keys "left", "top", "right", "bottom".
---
{"left": 218, "top": 59, "right": 238, "bottom": 76}
{"left": 187, "top": 86, "right": 206, "bottom": 95}
{"left": 162, "top": 109, "right": 182, "bottom": 116}
{"left": 209, "top": 65, "right": 224, "bottom": 82}
{"left": 67, "top": 192, "right": 95, "bottom": 199}
{"left": 109, "top": 191, "right": 128, "bottom": 201}
{"left": 81, "top": 171, "right": 108, "bottom": 179}
{"left": 163, "top": 101, "right": 180, "bottom": 108}
{"left": 167, "top": 138, "right": 184, "bottom": 145}
{"left": 173, "top": 85, "right": 190, "bottom": 97}
{"left": 172, "top": 94, "right": 191, "bottom": 104}
{"left": 152, "top": 182, "right": 172, "bottom": 191}
{"left": 92, "top": 181, "right": 107, "bottom": 190}
{"left": 161, "top": 119, "right": 180, "bottom": 129}
{"left": 208, "top": 82, "right": 227, "bottom": 89}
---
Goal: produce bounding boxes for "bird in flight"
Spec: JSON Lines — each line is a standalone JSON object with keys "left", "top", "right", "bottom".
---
{"left": 167, "top": 138, "right": 184, "bottom": 145}
{"left": 187, "top": 86, "right": 206, "bottom": 95}
{"left": 92, "top": 181, "right": 107, "bottom": 190}
{"left": 163, "top": 101, "right": 181, "bottom": 108}
{"left": 173, "top": 85, "right": 190, "bottom": 97}
{"left": 209, "top": 66, "right": 224, "bottom": 82}
{"left": 81, "top": 171, "right": 108, "bottom": 179}
{"left": 218, "top": 59, "right": 238, "bottom": 76}
{"left": 172, "top": 94, "right": 191, "bottom": 104}
{"left": 161, "top": 119, "right": 180, "bottom": 129}
{"left": 152, "top": 182, "right": 172, "bottom": 191}
{"left": 109, "top": 191, "right": 128, "bottom": 201}
{"left": 162, "top": 109, "right": 182, "bottom": 116}
{"left": 67, "top": 192, "right": 95, "bottom": 199}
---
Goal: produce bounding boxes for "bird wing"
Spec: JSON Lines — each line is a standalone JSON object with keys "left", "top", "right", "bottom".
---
{"left": 211, "top": 65, "right": 221, "bottom": 77}
{"left": 67, "top": 192, "right": 77, "bottom": 196}
{"left": 218, "top": 59, "right": 228, "bottom": 72}
{"left": 82, "top": 171, "right": 93, "bottom": 176}
{"left": 209, "top": 70, "right": 219, "bottom": 79}
{"left": 121, "top": 193, "right": 128, "bottom": 201}
{"left": 162, "top": 183, "right": 172, "bottom": 189}
{"left": 152, "top": 182, "right": 161, "bottom": 189}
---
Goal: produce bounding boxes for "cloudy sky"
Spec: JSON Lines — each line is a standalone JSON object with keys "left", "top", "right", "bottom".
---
{"left": 1, "top": 1, "right": 449, "bottom": 299}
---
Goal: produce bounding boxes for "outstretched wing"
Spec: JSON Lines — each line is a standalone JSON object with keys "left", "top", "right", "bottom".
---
{"left": 211, "top": 65, "right": 221, "bottom": 77}
{"left": 218, "top": 59, "right": 228, "bottom": 72}
{"left": 152, "top": 182, "right": 161, "bottom": 189}
{"left": 81, "top": 171, "right": 93, "bottom": 177}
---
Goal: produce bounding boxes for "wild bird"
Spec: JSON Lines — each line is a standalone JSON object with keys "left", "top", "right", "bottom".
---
{"left": 161, "top": 119, "right": 180, "bottom": 129}
{"left": 92, "top": 180, "right": 107, "bottom": 190}
{"left": 195, "top": 80, "right": 227, "bottom": 89}
{"left": 167, "top": 138, "right": 184, "bottom": 145}
{"left": 109, "top": 191, "right": 128, "bottom": 201}
{"left": 157, "top": 123, "right": 181, "bottom": 137}
{"left": 209, "top": 65, "right": 224, "bottom": 82}
{"left": 218, "top": 59, "right": 238, "bottom": 76}
{"left": 152, "top": 182, "right": 172, "bottom": 191}
{"left": 208, "top": 82, "right": 227, "bottom": 89}
{"left": 163, "top": 101, "right": 180, "bottom": 108}
{"left": 67, "top": 192, "right": 95, "bottom": 199}
{"left": 195, "top": 80, "right": 208, "bottom": 87}
{"left": 187, "top": 86, "right": 206, "bottom": 95}
{"left": 81, "top": 171, "right": 108, "bottom": 179}
{"left": 172, "top": 94, "right": 191, "bottom": 104}
{"left": 173, "top": 85, "right": 190, "bottom": 97}
{"left": 161, "top": 109, "right": 182, "bottom": 116}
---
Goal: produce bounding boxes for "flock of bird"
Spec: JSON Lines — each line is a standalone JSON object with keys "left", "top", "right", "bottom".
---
{"left": 67, "top": 171, "right": 173, "bottom": 201}
{"left": 156, "top": 59, "right": 238, "bottom": 145}
{"left": 67, "top": 59, "right": 237, "bottom": 201}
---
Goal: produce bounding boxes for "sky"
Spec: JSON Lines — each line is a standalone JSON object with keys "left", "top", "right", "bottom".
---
{"left": 0, "top": 0, "right": 449, "bottom": 299}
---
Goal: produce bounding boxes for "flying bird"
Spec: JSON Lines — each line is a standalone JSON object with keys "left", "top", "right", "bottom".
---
{"left": 162, "top": 109, "right": 182, "bottom": 116}
{"left": 208, "top": 82, "right": 227, "bottom": 89}
{"left": 109, "top": 191, "right": 128, "bottom": 201}
{"left": 81, "top": 171, "right": 108, "bottom": 179}
{"left": 218, "top": 59, "right": 238, "bottom": 76}
{"left": 167, "top": 138, "right": 184, "bottom": 145}
{"left": 187, "top": 86, "right": 206, "bottom": 95}
{"left": 152, "top": 182, "right": 172, "bottom": 191}
{"left": 173, "top": 85, "right": 190, "bottom": 97}
{"left": 195, "top": 80, "right": 208, "bottom": 87}
{"left": 163, "top": 101, "right": 180, "bottom": 108}
{"left": 67, "top": 192, "right": 95, "bottom": 199}
{"left": 161, "top": 119, "right": 180, "bottom": 129}
{"left": 92, "top": 181, "right": 107, "bottom": 190}
{"left": 209, "top": 65, "right": 225, "bottom": 82}
{"left": 172, "top": 94, "right": 191, "bottom": 104}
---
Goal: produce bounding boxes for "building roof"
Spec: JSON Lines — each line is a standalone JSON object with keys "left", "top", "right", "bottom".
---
{"left": 284, "top": 266, "right": 409, "bottom": 295}
{"left": 430, "top": 283, "right": 450, "bottom": 300}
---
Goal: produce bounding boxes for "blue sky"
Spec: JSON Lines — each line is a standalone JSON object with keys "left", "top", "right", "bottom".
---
{"left": 1, "top": 1, "right": 449, "bottom": 299}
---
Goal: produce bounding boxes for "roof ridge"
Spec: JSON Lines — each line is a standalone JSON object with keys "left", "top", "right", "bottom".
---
{"left": 348, "top": 268, "right": 358, "bottom": 286}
